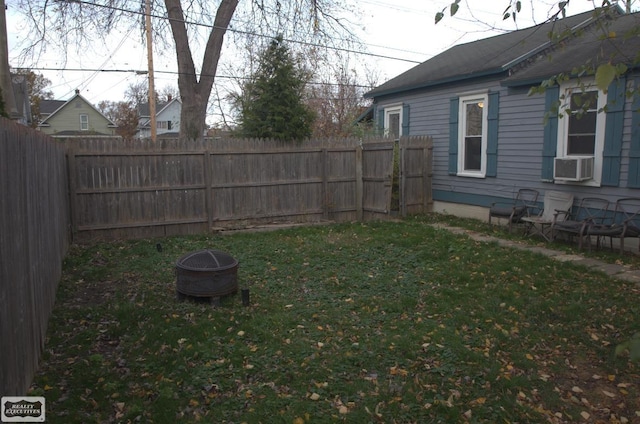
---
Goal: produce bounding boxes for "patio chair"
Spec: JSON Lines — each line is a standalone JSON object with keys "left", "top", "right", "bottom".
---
{"left": 594, "top": 197, "right": 640, "bottom": 254}
{"left": 521, "top": 190, "right": 574, "bottom": 241}
{"left": 488, "top": 189, "right": 539, "bottom": 232}
{"left": 551, "top": 197, "right": 609, "bottom": 250}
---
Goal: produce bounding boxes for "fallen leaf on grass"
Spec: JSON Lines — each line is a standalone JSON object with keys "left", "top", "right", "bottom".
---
{"left": 389, "top": 366, "right": 408, "bottom": 376}
{"left": 470, "top": 397, "right": 486, "bottom": 405}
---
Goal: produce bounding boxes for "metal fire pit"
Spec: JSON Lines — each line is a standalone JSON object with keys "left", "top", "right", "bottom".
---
{"left": 175, "top": 249, "right": 238, "bottom": 299}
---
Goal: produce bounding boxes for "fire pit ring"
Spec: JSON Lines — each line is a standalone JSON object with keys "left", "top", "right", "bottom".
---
{"left": 175, "top": 249, "right": 239, "bottom": 299}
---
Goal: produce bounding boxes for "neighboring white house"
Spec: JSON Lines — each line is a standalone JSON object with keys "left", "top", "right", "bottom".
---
{"left": 137, "top": 96, "right": 182, "bottom": 138}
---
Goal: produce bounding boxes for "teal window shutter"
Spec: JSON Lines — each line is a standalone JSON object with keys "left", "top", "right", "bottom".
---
{"left": 486, "top": 92, "right": 500, "bottom": 177}
{"left": 377, "top": 107, "right": 385, "bottom": 135}
{"left": 601, "top": 76, "right": 626, "bottom": 187}
{"left": 449, "top": 98, "right": 459, "bottom": 175}
{"left": 541, "top": 86, "right": 559, "bottom": 181}
{"left": 628, "top": 78, "right": 640, "bottom": 188}
{"left": 402, "top": 104, "right": 410, "bottom": 136}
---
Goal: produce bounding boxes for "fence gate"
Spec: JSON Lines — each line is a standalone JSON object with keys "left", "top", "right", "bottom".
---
{"left": 361, "top": 141, "right": 396, "bottom": 219}
{"left": 399, "top": 136, "right": 433, "bottom": 217}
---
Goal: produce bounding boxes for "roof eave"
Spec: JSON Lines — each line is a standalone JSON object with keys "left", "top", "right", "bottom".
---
{"left": 365, "top": 68, "right": 507, "bottom": 99}
{"left": 503, "top": 61, "right": 640, "bottom": 88}
{"left": 354, "top": 105, "right": 374, "bottom": 123}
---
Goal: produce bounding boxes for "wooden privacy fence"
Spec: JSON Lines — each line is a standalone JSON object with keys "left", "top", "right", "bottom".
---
{"left": 66, "top": 136, "right": 433, "bottom": 241}
{"left": 0, "top": 118, "right": 70, "bottom": 395}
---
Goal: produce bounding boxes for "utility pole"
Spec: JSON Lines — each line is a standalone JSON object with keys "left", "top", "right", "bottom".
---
{"left": 145, "top": 0, "right": 157, "bottom": 142}
{"left": 0, "top": 0, "right": 19, "bottom": 120}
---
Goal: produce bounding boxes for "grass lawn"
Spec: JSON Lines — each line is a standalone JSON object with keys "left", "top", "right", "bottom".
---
{"left": 30, "top": 216, "right": 639, "bottom": 423}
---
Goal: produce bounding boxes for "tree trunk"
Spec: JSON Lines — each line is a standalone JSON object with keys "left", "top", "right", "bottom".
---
{"left": 165, "top": 0, "right": 238, "bottom": 140}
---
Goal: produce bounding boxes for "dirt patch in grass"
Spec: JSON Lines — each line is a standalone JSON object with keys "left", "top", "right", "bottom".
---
{"left": 550, "top": 354, "right": 639, "bottom": 422}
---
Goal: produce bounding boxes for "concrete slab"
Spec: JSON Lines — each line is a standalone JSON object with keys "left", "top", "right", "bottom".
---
{"left": 432, "top": 224, "right": 640, "bottom": 286}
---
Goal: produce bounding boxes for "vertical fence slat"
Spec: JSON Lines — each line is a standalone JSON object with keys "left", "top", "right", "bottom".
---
{"left": 67, "top": 149, "right": 79, "bottom": 239}
{"left": 355, "top": 145, "right": 364, "bottom": 221}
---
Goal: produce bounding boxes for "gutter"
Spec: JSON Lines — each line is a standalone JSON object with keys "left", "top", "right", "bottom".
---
{"left": 364, "top": 68, "right": 507, "bottom": 99}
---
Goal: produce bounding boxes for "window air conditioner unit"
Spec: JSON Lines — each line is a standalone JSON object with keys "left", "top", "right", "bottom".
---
{"left": 554, "top": 156, "right": 594, "bottom": 181}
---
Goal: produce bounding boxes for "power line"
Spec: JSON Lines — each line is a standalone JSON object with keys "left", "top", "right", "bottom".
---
{"left": 59, "top": 0, "right": 423, "bottom": 65}
{"left": 15, "top": 66, "right": 377, "bottom": 89}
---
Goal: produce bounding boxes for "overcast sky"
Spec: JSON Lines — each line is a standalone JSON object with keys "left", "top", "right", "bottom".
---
{"left": 6, "top": 0, "right": 629, "bottom": 124}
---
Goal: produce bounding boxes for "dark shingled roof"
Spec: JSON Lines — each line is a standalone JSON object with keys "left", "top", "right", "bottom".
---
{"left": 138, "top": 101, "right": 170, "bottom": 117}
{"left": 366, "top": 7, "right": 639, "bottom": 98}
{"left": 504, "top": 11, "right": 640, "bottom": 86}
{"left": 39, "top": 99, "right": 66, "bottom": 115}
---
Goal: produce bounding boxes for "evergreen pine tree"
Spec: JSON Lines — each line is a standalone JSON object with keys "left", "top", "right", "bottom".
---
{"left": 239, "top": 35, "right": 315, "bottom": 141}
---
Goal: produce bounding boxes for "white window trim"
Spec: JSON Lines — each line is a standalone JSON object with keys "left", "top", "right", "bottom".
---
{"left": 555, "top": 79, "right": 607, "bottom": 187}
{"left": 457, "top": 93, "right": 488, "bottom": 178}
{"left": 80, "top": 114, "right": 89, "bottom": 131}
{"left": 383, "top": 105, "right": 403, "bottom": 139}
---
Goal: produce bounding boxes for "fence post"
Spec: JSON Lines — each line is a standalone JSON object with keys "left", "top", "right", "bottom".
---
{"left": 66, "top": 148, "right": 79, "bottom": 241}
{"left": 400, "top": 140, "right": 407, "bottom": 218}
{"left": 203, "top": 150, "right": 213, "bottom": 231}
{"left": 425, "top": 141, "right": 433, "bottom": 212}
{"left": 355, "top": 145, "right": 363, "bottom": 221}
{"left": 322, "top": 148, "right": 329, "bottom": 220}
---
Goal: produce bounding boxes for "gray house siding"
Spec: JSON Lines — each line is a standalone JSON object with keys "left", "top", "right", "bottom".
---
{"left": 373, "top": 71, "right": 640, "bottom": 215}
{"left": 366, "top": 8, "right": 640, "bottom": 220}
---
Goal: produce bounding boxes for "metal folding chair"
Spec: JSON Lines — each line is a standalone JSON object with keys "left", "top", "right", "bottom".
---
{"left": 551, "top": 197, "right": 609, "bottom": 250}
{"left": 488, "top": 189, "right": 539, "bottom": 232}
{"left": 521, "top": 191, "right": 574, "bottom": 241}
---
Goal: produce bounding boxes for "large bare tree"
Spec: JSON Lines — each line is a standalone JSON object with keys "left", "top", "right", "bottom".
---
{"left": 305, "top": 59, "right": 376, "bottom": 138}
{"left": 11, "top": 0, "right": 360, "bottom": 139}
